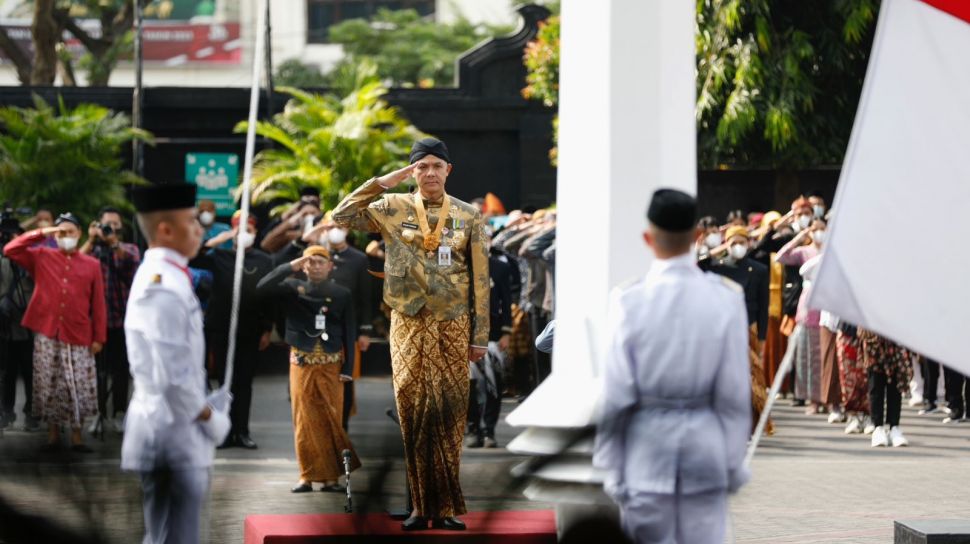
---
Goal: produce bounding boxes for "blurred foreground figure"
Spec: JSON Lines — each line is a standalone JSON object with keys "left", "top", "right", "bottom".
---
{"left": 594, "top": 189, "right": 751, "bottom": 544}
{"left": 124, "top": 184, "right": 231, "bottom": 544}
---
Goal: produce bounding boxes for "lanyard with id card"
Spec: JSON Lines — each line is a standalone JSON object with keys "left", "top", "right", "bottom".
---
{"left": 315, "top": 312, "right": 329, "bottom": 341}
{"left": 438, "top": 245, "right": 452, "bottom": 267}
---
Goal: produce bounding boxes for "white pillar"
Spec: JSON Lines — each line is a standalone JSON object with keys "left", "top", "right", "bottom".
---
{"left": 507, "top": 0, "right": 696, "bottom": 430}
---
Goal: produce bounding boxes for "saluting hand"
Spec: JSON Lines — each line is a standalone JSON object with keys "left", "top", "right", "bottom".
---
{"left": 289, "top": 254, "right": 312, "bottom": 272}
{"left": 468, "top": 346, "right": 487, "bottom": 362}
{"left": 376, "top": 163, "right": 417, "bottom": 190}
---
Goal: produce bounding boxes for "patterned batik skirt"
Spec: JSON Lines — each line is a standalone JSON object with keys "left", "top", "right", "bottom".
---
{"left": 749, "top": 325, "right": 773, "bottom": 435}
{"left": 289, "top": 344, "right": 361, "bottom": 482}
{"left": 32, "top": 333, "right": 98, "bottom": 428}
{"left": 389, "top": 307, "right": 470, "bottom": 518}
{"left": 836, "top": 331, "right": 869, "bottom": 413}
{"left": 793, "top": 326, "right": 823, "bottom": 403}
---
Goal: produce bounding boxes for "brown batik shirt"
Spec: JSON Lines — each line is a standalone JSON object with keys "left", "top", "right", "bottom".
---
{"left": 333, "top": 178, "right": 490, "bottom": 347}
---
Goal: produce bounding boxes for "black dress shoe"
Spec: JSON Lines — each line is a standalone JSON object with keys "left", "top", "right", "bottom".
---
{"left": 320, "top": 483, "right": 346, "bottom": 493}
{"left": 236, "top": 434, "right": 258, "bottom": 449}
{"left": 291, "top": 482, "right": 313, "bottom": 493}
{"left": 401, "top": 516, "right": 428, "bottom": 531}
{"left": 432, "top": 517, "right": 466, "bottom": 531}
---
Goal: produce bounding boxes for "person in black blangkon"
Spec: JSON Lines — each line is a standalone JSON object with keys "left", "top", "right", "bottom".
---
{"left": 0, "top": 213, "right": 36, "bottom": 431}
{"left": 192, "top": 211, "right": 275, "bottom": 450}
{"left": 466, "top": 242, "right": 516, "bottom": 448}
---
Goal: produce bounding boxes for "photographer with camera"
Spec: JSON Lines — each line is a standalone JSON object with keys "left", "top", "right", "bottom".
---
{"left": 0, "top": 212, "right": 38, "bottom": 431}
{"left": 80, "top": 207, "right": 141, "bottom": 434}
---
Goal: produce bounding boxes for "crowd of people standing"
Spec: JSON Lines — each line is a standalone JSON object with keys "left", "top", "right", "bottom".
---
{"left": 697, "top": 193, "right": 968, "bottom": 448}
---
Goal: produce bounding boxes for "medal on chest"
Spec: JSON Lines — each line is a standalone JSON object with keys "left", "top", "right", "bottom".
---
{"left": 413, "top": 192, "right": 451, "bottom": 253}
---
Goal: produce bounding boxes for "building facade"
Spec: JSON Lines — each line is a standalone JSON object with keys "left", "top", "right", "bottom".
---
{"left": 0, "top": 0, "right": 516, "bottom": 87}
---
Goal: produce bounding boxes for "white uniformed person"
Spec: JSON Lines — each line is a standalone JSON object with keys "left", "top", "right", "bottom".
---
{"left": 593, "top": 188, "right": 751, "bottom": 544}
{"left": 123, "top": 183, "right": 232, "bottom": 544}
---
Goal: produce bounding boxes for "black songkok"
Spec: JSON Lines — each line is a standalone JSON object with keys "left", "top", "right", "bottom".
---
{"left": 54, "top": 212, "right": 82, "bottom": 228}
{"left": 647, "top": 188, "right": 697, "bottom": 233}
{"left": 299, "top": 186, "right": 320, "bottom": 198}
{"left": 132, "top": 183, "right": 197, "bottom": 213}
{"left": 409, "top": 137, "right": 450, "bottom": 164}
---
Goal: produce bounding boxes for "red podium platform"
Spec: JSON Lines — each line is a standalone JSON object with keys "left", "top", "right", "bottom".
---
{"left": 244, "top": 511, "right": 557, "bottom": 544}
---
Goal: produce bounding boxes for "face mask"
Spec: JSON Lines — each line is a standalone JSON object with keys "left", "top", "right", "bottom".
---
{"left": 798, "top": 215, "right": 812, "bottom": 229}
{"left": 813, "top": 205, "right": 825, "bottom": 219}
{"left": 327, "top": 228, "right": 347, "bottom": 246}
{"left": 57, "top": 236, "right": 78, "bottom": 251}
{"left": 811, "top": 230, "right": 826, "bottom": 245}
{"left": 237, "top": 230, "right": 255, "bottom": 249}
{"left": 199, "top": 211, "right": 215, "bottom": 226}
{"left": 704, "top": 232, "right": 722, "bottom": 249}
{"left": 729, "top": 244, "right": 747, "bottom": 261}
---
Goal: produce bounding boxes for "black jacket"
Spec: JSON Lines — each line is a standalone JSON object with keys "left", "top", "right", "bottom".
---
{"left": 257, "top": 263, "right": 356, "bottom": 376}
{"left": 705, "top": 257, "right": 769, "bottom": 341}
{"left": 191, "top": 248, "right": 275, "bottom": 337}
{"left": 329, "top": 245, "right": 374, "bottom": 335}
{"left": 488, "top": 253, "right": 514, "bottom": 342}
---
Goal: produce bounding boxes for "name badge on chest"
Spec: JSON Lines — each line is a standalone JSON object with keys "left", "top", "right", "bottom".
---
{"left": 314, "top": 314, "right": 330, "bottom": 340}
{"left": 438, "top": 246, "right": 452, "bottom": 267}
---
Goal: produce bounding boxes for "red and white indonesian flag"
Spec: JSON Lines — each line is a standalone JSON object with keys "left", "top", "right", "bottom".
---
{"left": 811, "top": 0, "right": 970, "bottom": 370}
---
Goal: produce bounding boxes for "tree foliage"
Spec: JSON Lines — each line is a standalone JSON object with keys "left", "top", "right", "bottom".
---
{"left": 326, "top": 8, "right": 511, "bottom": 88}
{"left": 0, "top": 95, "right": 152, "bottom": 221}
{"left": 274, "top": 59, "right": 329, "bottom": 89}
{"left": 696, "top": 0, "right": 879, "bottom": 168}
{"left": 235, "top": 73, "right": 424, "bottom": 215}
{"left": 521, "top": 12, "right": 559, "bottom": 165}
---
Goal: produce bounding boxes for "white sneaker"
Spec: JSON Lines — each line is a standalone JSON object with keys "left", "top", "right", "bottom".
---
{"left": 862, "top": 416, "right": 876, "bottom": 435}
{"left": 908, "top": 394, "right": 924, "bottom": 407}
{"left": 111, "top": 416, "right": 125, "bottom": 434}
{"left": 889, "top": 426, "right": 909, "bottom": 447}
{"left": 871, "top": 425, "right": 889, "bottom": 447}
{"left": 844, "top": 415, "right": 862, "bottom": 434}
{"left": 827, "top": 410, "right": 845, "bottom": 424}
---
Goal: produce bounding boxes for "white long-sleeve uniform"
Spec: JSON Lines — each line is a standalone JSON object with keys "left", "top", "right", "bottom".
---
{"left": 593, "top": 253, "right": 751, "bottom": 544}
{"left": 122, "top": 247, "right": 212, "bottom": 470}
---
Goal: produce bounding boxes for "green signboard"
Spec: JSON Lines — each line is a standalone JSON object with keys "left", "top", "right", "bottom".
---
{"left": 185, "top": 152, "right": 239, "bottom": 215}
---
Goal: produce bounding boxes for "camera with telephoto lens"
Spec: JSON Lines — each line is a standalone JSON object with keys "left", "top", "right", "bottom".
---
{"left": 100, "top": 223, "right": 114, "bottom": 237}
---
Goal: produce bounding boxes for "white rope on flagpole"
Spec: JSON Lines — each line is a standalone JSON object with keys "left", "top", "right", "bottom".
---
{"left": 744, "top": 324, "right": 803, "bottom": 467}
{"left": 222, "top": 0, "right": 267, "bottom": 393}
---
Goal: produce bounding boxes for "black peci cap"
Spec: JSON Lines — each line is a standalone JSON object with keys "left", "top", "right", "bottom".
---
{"left": 299, "top": 186, "right": 320, "bottom": 198}
{"left": 647, "top": 188, "right": 697, "bottom": 233}
{"left": 132, "top": 183, "right": 197, "bottom": 213}
{"left": 409, "top": 137, "right": 450, "bottom": 164}
{"left": 54, "top": 212, "right": 82, "bottom": 228}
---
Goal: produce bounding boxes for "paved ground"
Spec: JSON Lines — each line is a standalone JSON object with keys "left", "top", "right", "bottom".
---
{"left": 1, "top": 373, "right": 969, "bottom": 543}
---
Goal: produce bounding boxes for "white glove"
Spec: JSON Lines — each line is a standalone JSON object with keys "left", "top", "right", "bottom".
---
{"left": 200, "top": 408, "right": 231, "bottom": 445}
{"left": 206, "top": 389, "right": 233, "bottom": 413}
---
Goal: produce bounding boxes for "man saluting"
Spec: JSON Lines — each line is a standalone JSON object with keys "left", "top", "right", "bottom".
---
{"left": 333, "top": 137, "right": 489, "bottom": 531}
{"left": 123, "top": 183, "right": 232, "bottom": 544}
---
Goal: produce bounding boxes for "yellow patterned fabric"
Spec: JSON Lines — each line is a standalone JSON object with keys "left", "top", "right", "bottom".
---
{"left": 389, "top": 308, "right": 470, "bottom": 518}
{"left": 290, "top": 348, "right": 361, "bottom": 482}
{"left": 332, "top": 178, "right": 490, "bottom": 346}
{"left": 749, "top": 325, "right": 774, "bottom": 436}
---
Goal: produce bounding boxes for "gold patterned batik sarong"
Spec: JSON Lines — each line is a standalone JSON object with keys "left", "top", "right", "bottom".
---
{"left": 289, "top": 346, "right": 361, "bottom": 482}
{"left": 390, "top": 307, "right": 470, "bottom": 518}
{"left": 749, "top": 325, "right": 774, "bottom": 436}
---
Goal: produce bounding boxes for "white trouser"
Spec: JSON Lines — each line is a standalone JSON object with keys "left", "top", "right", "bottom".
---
{"left": 620, "top": 490, "right": 727, "bottom": 544}
{"left": 140, "top": 468, "right": 211, "bottom": 544}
